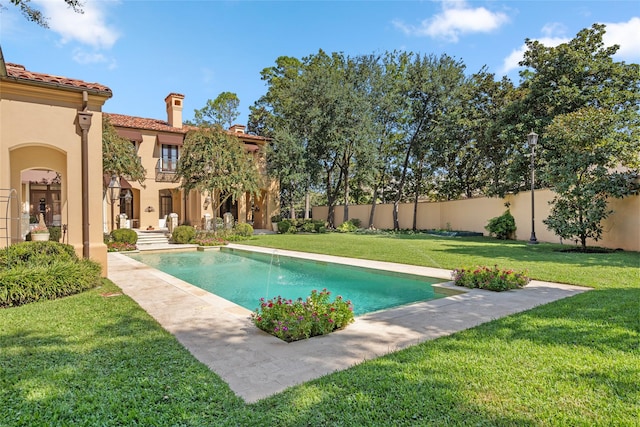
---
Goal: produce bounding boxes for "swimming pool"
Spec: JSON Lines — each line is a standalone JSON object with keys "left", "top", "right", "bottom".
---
{"left": 128, "top": 248, "right": 449, "bottom": 315}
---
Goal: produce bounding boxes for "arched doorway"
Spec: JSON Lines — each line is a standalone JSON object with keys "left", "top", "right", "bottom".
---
{"left": 22, "top": 169, "right": 62, "bottom": 227}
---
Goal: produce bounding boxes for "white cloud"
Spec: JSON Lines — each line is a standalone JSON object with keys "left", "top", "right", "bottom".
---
{"left": 501, "top": 36, "right": 569, "bottom": 74}
{"left": 501, "top": 17, "right": 640, "bottom": 75}
{"left": 393, "top": 0, "right": 509, "bottom": 43}
{"left": 601, "top": 17, "right": 640, "bottom": 61}
{"left": 72, "top": 48, "right": 117, "bottom": 69}
{"left": 33, "top": 0, "right": 120, "bottom": 49}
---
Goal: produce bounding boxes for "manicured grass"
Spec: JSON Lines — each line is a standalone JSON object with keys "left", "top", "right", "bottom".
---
{"left": 1, "top": 234, "right": 638, "bottom": 425}
{"left": 244, "top": 233, "right": 639, "bottom": 289}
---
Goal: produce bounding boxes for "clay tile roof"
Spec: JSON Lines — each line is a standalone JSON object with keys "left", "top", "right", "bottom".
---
{"left": 106, "top": 112, "right": 269, "bottom": 143}
{"left": 105, "top": 113, "right": 186, "bottom": 134}
{"left": 4, "top": 62, "right": 112, "bottom": 95}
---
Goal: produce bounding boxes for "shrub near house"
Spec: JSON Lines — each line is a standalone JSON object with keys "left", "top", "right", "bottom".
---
{"left": 0, "top": 242, "right": 102, "bottom": 307}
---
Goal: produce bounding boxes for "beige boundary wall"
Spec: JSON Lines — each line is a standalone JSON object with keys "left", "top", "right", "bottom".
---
{"left": 312, "top": 189, "right": 639, "bottom": 252}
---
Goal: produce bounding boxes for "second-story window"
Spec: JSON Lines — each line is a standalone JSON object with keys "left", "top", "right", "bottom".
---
{"left": 161, "top": 145, "right": 178, "bottom": 171}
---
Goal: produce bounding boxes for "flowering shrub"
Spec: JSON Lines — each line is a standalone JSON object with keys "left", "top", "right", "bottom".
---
{"left": 252, "top": 288, "right": 354, "bottom": 342}
{"left": 452, "top": 265, "right": 530, "bottom": 291}
{"left": 107, "top": 242, "right": 137, "bottom": 252}
{"left": 192, "top": 233, "right": 228, "bottom": 246}
{"left": 30, "top": 226, "right": 49, "bottom": 234}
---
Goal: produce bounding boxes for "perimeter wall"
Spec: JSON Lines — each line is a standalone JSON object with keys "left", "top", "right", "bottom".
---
{"left": 311, "top": 189, "right": 639, "bottom": 252}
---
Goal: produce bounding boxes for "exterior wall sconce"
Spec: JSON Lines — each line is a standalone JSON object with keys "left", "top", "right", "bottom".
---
{"left": 145, "top": 206, "right": 155, "bottom": 212}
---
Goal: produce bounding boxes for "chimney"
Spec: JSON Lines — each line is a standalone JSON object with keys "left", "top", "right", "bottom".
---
{"left": 165, "top": 93, "right": 184, "bottom": 128}
{"left": 229, "top": 124, "right": 246, "bottom": 134}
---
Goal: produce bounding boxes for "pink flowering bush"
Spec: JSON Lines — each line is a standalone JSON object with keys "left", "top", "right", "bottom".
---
{"left": 106, "top": 242, "right": 137, "bottom": 252}
{"left": 192, "top": 233, "right": 228, "bottom": 246}
{"left": 452, "top": 265, "right": 530, "bottom": 291}
{"left": 251, "top": 288, "right": 354, "bottom": 342}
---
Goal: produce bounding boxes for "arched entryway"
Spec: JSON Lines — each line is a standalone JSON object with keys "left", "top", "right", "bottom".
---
{"left": 10, "top": 145, "right": 68, "bottom": 242}
{"left": 22, "top": 169, "right": 62, "bottom": 227}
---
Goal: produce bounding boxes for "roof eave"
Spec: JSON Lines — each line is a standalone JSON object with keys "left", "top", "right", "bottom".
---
{"left": 1, "top": 75, "right": 113, "bottom": 98}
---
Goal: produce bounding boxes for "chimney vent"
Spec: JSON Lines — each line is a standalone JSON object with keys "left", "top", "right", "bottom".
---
{"left": 165, "top": 93, "right": 185, "bottom": 128}
{"left": 229, "top": 124, "right": 246, "bottom": 134}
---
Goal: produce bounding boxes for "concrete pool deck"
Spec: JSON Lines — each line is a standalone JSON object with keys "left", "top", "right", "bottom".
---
{"left": 107, "top": 244, "right": 590, "bottom": 403}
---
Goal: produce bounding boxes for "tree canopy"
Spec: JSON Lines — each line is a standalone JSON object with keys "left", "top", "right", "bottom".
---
{"left": 102, "top": 116, "right": 146, "bottom": 185}
{"left": 190, "top": 92, "right": 240, "bottom": 129}
{"left": 254, "top": 24, "right": 638, "bottom": 244}
{"left": 6, "top": 0, "right": 82, "bottom": 28}
{"left": 175, "top": 127, "right": 260, "bottom": 227}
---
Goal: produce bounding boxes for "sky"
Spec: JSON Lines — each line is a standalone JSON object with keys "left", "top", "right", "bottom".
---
{"left": 1, "top": 0, "right": 638, "bottom": 126}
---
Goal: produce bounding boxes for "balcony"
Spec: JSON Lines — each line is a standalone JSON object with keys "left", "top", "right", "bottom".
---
{"left": 155, "top": 158, "right": 179, "bottom": 183}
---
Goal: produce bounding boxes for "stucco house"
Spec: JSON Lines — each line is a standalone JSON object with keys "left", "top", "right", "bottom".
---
{"left": 1, "top": 50, "right": 279, "bottom": 274}
{"left": 104, "top": 94, "right": 279, "bottom": 232}
{"left": 0, "top": 51, "right": 112, "bottom": 272}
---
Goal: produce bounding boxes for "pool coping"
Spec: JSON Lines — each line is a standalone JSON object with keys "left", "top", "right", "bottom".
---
{"left": 107, "top": 244, "right": 591, "bottom": 403}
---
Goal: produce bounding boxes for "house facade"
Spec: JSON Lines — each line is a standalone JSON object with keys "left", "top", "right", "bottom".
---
{"left": 0, "top": 56, "right": 112, "bottom": 272}
{"left": 105, "top": 94, "right": 279, "bottom": 232}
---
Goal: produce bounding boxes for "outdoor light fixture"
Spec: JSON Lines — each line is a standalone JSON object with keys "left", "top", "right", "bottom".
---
{"left": 527, "top": 131, "right": 539, "bottom": 244}
{"left": 107, "top": 175, "right": 121, "bottom": 231}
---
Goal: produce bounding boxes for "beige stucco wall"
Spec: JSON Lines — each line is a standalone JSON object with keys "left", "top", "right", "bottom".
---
{"left": 312, "top": 189, "right": 639, "bottom": 251}
{"left": 0, "top": 81, "right": 109, "bottom": 273}
{"left": 109, "top": 129, "right": 281, "bottom": 231}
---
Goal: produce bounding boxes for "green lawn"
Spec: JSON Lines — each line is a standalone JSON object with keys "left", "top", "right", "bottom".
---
{"left": 1, "top": 233, "right": 638, "bottom": 426}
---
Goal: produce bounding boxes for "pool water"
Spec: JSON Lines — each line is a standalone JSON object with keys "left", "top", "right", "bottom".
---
{"left": 128, "top": 249, "right": 447, "bottom": 315}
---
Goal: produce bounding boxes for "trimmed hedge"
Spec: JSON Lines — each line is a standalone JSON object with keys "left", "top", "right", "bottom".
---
{"left": 277, "top": 219, "right": 327, "bottom": 234}
{"left": 0, "top": 241, "right": 102, "bottom": 308}
{"left": 111, "top": 228, "right": 138, "bottom": 244}
{"left": 0, "top": 241, "right": 77, "bottom": 267}
{"left": 234, "top": 222, "right": 254, "bottom": 237}
{"left": 171, "top": 225, "right": 195, "bottom": 244}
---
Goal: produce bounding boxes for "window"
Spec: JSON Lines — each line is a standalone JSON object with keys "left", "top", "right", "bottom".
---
{"left": 161, "top": 145, "right": 178, "bottom": 171}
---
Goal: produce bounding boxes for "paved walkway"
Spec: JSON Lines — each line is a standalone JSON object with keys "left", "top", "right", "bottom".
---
{"left": 107, "top": 244, "right": 590, "bottom": 403}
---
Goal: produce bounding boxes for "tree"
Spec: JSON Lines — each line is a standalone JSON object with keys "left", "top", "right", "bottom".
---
{"left": 366, "top": 51, "right": 411, "bottom": 228}
{"left": 499, "top": 24, "right": 640, "bottom": 195}
{"left": 175, "top": 127, "right": 260, "bottom": 230}
{"left": 391, "top": 53, "right": 466, "bottom": 230}
{"left": 102, "top": 116, "right": 146, "bottom": 184}
{"left": 257, "top": 51, "right": 378, "bottom": 226}
{"left": 191, "top": 92, "right": 240, "bottom": 128}
{"left": 5, "top": 0, "right": 82, "bottom": 28}
{"left": 514, "top": 24, "right": 640, "bottom": 249}
{"left": 267, "top": 127, "right": 307, "bottom": 219}
{"left": 542, "top": 107, "right": 639, "bottom": 250}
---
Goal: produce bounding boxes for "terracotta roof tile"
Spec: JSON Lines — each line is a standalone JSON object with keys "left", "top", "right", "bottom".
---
{"left": 105, "top": 113, "right": 186, "bottom": 134}
{"left": 4, "top": 63, "right": 112, "bottom": 95}
{"left": 105, "top": 112, "right": 270, "bottom": 143}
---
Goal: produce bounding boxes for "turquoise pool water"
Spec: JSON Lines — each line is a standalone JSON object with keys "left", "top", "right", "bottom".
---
{"left": 128, "top": 249, "right": 447, "bottom": 315}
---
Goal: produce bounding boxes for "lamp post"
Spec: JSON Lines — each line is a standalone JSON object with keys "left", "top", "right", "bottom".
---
{"left": 107, "top": 175, "right": 121, "bottom": 231}
{"left": 527, "top": 131, "right": 539, "bottom": 244}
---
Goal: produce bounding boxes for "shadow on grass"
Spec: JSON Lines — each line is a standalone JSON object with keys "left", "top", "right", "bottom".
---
{"left": 243, "top": 287, "right": 638, "bottom": 426}
{"left": 0, "top": 295, "right": 247, "bottom": 426}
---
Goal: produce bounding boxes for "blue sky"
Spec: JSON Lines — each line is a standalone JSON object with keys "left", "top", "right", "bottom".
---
{"left": 1, "top": 1, "right": 638, "bottom": 126}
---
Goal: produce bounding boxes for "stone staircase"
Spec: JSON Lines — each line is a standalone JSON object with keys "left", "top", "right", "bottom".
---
{"left": 135, "top": 230, "right": 170, "bottom": 248}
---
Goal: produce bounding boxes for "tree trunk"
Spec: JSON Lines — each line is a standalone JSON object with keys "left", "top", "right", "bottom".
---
{"left": 343, "top": 170, "right": 350, "bottom": 222}
{"left": 368, "top": 185, "right": 379, "bottom": 229}
{"left": 304, "top": 191, "right": 310, "bottom": 219}
{"left": 412, "top": 191, "right": 419, "bottom": 231}
{"left": 412, "top": 160, "right": 422, "bottom": 231}
{"left": 394, "top": 144, "right": 413, "bottom": 231}
{"left": 289, "top": 200, "right": 295, "bottom": 220}
{"left": 326, "top": 171, "right": 336, "bottom": 227}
